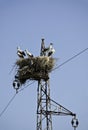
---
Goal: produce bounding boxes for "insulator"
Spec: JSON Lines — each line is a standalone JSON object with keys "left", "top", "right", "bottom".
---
{"left": 12, "top": 79, "right": 20, "bottom": 90}
{"left": 71, "top": 116, "right": 79, "bottom": 128}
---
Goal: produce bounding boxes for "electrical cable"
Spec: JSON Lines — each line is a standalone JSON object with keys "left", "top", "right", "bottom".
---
{"left": 0, "top": 81, "right": 35, "bottom": 118}
{"left": 18, "top": 81, "right": 35, "bottom": 93}
{"left": 0, "top": 93, "right": 16, "bottom": 118}
{"left": 53, "top": 47, "right": 88, "bottom": 71}
{"left": 9, "top": 64, "right": 16, "bottom": 74}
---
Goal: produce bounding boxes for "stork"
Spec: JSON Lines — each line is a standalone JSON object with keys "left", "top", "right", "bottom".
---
{"left": 48, "top": 43, "right": 55, "bottom": 57}
{"left": 17, "top": 46, "right": 26, "bottom": 58}
{"left": 25, "top": 49, "right": 33, "bottom": 58}
{"left": 43, "top": 43, "right": 55, "bottom": 57}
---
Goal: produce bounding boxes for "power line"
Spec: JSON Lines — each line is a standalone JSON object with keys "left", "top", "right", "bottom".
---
{"left": 0, "top": 93, "right": 16, "bottom": 118}
{"left": 0, "top": 81, "right": 35, "bottom": 118}
{"left": 18, "top": 81, "right": 35, "bottom": 93}
{"left": 53, "top": 47, "right": 88, "bottom": 71}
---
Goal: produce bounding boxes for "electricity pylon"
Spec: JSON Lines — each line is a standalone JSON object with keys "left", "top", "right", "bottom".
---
{"left": 36, "top": 39, "right": 52, "bottom": 130}
{"left": 36, "top": 39, "right": 78, "bottom": 130}
{"left": 37, "top": 79, "right": 52, "bottom": 130}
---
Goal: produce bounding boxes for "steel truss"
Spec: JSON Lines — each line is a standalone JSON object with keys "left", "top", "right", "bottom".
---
{"left": 37, "top": 79, "right": 52, "bottom": 130}
{"left": 36, "top": 39, "right": 78, "bottom": 130}
{"left": 36, "top": 79, "right": 76, "bottom": 130}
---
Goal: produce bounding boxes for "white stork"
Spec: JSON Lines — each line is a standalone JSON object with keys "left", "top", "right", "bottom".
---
{"left": 25, "top": 49, "right": 33, "bottom": 58}
{"left": 48, "top": 43, "right": 55, "bottom": 57}
{"left": 43, "top": 43, "right": 55, "bottom": 57}
{"left": 17, "top": 46, "right": 26, "bottom": 58}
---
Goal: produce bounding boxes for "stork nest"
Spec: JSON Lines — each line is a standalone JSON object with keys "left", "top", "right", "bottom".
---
{"left": 15, "top": 56, "right": 55, "bottom": 84}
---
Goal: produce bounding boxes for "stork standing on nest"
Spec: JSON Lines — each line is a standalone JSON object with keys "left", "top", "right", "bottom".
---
{"left": 25, "top": 49, "right": 34, "bottom": 58}
{"left": 48, "top": 43, "right": 55, "bottom": 57}
{"left": 43, "top": 43, "right": 55, "bottom": 57}
{"left": 17, "top": 46, "right": 26, "bottom": 58}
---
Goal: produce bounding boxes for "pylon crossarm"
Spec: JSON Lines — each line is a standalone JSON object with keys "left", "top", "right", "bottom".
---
{"left": 40, "top": 88, "right": 76, "bottom": 117}
{"left": 41, "top": 99, "right": 75, "bottom": 116}
{"left": 50, "top": 98, "right": 76, "bottom": 116}
{"left": 42, "top": 110, "right": 74, "bottom": 116}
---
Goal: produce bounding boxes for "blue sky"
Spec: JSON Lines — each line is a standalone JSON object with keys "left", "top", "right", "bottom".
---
{"left": 0, "top": 0, "right": 88, "bottom": 130}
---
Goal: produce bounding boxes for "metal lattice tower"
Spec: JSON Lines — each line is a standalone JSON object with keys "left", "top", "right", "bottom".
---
{"left": 36, "top": 39, "right": 78, "bottom": 130}
{"left": 37, "top": 79, "right": 52, "bottom": 130}
{"left": 36, "top": 39, "right": 52, "bottom": 130}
